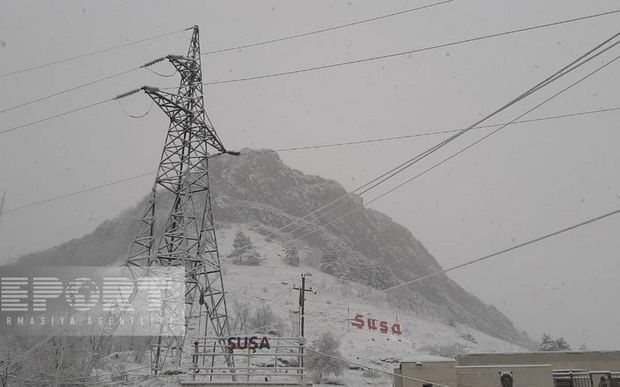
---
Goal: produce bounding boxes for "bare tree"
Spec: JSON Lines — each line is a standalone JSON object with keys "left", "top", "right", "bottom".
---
{"left": 231, "top": 300, "right": 251, "bottom": 334}
{"left": 306, "top": 331, "right": 344, "bottom": 383}
{"left": 288, "top": 310, "right": 300, "bottom": 337}
{"left": 0, "top": 345, "right": 18, "bottom": 387}
{"left": 249, "top": 305, "right": 285, "bottom": 335}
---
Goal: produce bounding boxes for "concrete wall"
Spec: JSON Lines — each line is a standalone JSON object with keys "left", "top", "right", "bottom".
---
{"left": 458, "top": 351, "right": 620, "bottom": 372}
{"left": 456, "top": 364, "right": 554, "bottom": 387}
{"left": 396, "top": 360, "right": 457, "bottom": 387}
{"left": 394, "top": 368, "right": 403, "bottom": 387}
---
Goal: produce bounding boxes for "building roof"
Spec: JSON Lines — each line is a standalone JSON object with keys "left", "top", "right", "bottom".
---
{"left": 400, "top": 354, "right": 456, "bottom": 363}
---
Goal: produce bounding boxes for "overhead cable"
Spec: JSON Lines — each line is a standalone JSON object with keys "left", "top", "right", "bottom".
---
{"left": 248, "top": 32, "right": 620, "bottom": 253}
{"left": 201, "top": 10, "right": 620, "bottom": 85}
{"left": 0, "top": 27, "right": 189, "bottom": 79}
{"left": 202, "top": 0, "right": 454, "bottom": 55}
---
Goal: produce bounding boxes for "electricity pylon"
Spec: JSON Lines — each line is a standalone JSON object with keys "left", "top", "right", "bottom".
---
{"left": 117, "top": 26, "right": 236, "bottom": 377}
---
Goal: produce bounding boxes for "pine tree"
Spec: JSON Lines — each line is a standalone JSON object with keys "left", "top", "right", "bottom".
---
{"left": 230, "top": 231, "right": 251, "bottom": 258}
{"left": 229, "top": 231, "right": 262, "bottom": 265}
{"left": 539, "top": 333, "right": 556, "bottom": 351}
{"left": 554, "top": 337, "right": 571, "bottom": 351}
{"left": 539, "top": 333, "right": 572, "bottom": 351}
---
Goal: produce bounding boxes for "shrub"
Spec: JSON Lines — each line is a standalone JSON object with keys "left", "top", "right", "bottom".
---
{"left": 460, "top": 333, "right": 478, "bottom": 344}
{"left": 283, "top": 244, "right": 300, "bottom": 266}
{"left": 362, "top": 368, "right": 381, "bottom": 378}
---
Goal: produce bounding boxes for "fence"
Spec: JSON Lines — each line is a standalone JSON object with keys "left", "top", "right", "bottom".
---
{"left": 189, "top": 336, "right": 305, "bottom": 383}
{"left": 553, "top": 370, "right": 620, "bottom": 387}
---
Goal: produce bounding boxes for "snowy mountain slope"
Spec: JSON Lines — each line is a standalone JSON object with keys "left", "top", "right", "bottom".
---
{"left": 135, "top": 225, "right": 526, "bottom": 386}
{"left": 92, "top": 225, "right": 526, "bottom": 387}
{"left": 219, "top": 224, "right": 522, "bottom": 351}
{"left": 219, "top": 224, "right": 525, "bottom": 353}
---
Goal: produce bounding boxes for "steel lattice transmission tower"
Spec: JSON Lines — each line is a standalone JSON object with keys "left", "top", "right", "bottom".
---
{"left": 118, "top": 26, "right": 236, "bottom": 376}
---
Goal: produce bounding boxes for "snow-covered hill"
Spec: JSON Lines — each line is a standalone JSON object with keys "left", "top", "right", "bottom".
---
{"left": 9, "top": 149, "right": 531, "bottom": 345}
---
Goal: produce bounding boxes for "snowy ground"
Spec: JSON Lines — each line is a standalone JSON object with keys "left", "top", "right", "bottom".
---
{"left": 215, "top": 224, "right": 525, "bottom": 386}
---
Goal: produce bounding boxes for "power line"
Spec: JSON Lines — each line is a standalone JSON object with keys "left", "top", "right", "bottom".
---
{"left": 0, "top": 171, "right": 155, "bottom": 215}
{"left": 273, "top": 52, "right": 620, "bottom": 300}
{"left": 202, "top": 0, "right": 454, "bottom": 55}
{"left": 0, "top": 1, "right": 448, "bottom": 115}
{"left": 0, "top": 27, "right": 189, "bottom": 79}
{"left": 289, "top": 48, "right": 618, "bottom": 258}
{"left": 349, "top": 34, "right": 619, "bottom": 200}
{"left": 0, "top": 54, "right": 179, "bottom": 115}
{"left": 366, "top": 53, "right": 620, "bottom": 206}
{"left": 253, "top": 33, "right": 619, "bottom": 254}
{"left": 272, "top": 106, "right": 620, "bottom": 152}
{"left": 368, "top": 206, "right": 620, "bottom": 296}
{"left": 0, "top": 56, "right": 177, "bottom": 134}
{"left": 160, "top": 33, "right": 620, "bottom": 255}
{"left": 201, "top": 9, "right": 620, "bottom": 85}
{"left": 0, "top": 98, "right": 113, "bottom": 136}
{"left": 6, "top": 12, "right": 617, "bottom": 137}
{"left": 180, "top": 27, "right": 620, "bottom": 256}
{"left": 0, "top": 160, "right": 236, "bottom": 216}
{"left": 0, "top": 1, "right": 447, "bottom": 115}
{"left": 0, "top": 68, "right": 138, "bottom": 115}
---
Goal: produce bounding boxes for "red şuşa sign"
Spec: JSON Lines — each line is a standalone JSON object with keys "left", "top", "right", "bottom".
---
{"left": 352, "top": 313, "right": 402, "bottom": 335}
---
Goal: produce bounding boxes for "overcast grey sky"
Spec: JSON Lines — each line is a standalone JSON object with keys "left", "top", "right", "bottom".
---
{"left": 1, "top": 0, "right": 619, "bottom": 349}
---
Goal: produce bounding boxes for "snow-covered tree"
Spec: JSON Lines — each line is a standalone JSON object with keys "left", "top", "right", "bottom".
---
{"left": 539, "top": 334, "right": 555, "bottom": 351}
{"left": 231, "top": 231, "right": 251, "bottom": 256}
{"left": 229, "top": 231, "right": 262, "bottom": 265}
{"left": 554, "top": 337, "right": 571, "bottom": 351}
{"left": 283, "top": 244, "right": 300, "bottom": 266}
{"left": 539, "top": 333, "right": 571, "bottom": 351}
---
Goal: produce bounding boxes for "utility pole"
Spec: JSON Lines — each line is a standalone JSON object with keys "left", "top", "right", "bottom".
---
{"left": 293, "top": 273, "right": 316, "bottom": 370}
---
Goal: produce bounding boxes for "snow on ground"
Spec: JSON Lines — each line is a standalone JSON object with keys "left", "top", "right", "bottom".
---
{"left": 96, "top": 223, "right": 525, "bottom": 386}
{"left": 214, "top": 224, "right": 526, "bottom": 385}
